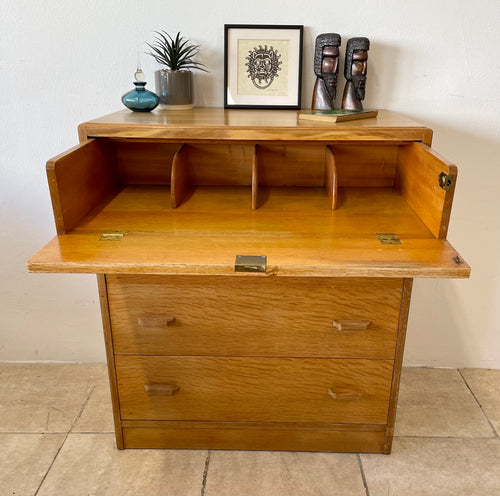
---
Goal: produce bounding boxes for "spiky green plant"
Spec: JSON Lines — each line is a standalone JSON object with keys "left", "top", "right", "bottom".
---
{"left": 146, "top": 31, "right": 207, "bottom": 72}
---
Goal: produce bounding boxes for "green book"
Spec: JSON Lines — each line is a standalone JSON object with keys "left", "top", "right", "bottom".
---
{"left": 298, "top": 109, "right": 378, "bottom": 123}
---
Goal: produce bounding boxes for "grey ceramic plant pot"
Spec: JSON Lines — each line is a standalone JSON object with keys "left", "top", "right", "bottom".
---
{"left": 155, "top": 70, "right": 194, "bottom": 110}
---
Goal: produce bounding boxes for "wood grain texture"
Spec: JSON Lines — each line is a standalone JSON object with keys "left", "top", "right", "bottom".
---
{"left": 79, "top": 108, "right": 430, "bottom": 142}
{"left": 27, "top": 230, "right": 470, "bottom": 278}
{"left": 96, "top": 275, "right": 124, "bottom": 449}
{"left": 186, "top": 144, "right": 254, "bottom": 185}
{"left": 257, "top": 144, "right": 326, "bottom": 186}
{"left": 52, "top": 183, "right": 436, "bottom": 238}
{"left": 121, "top": 422, "right": 386, "bottom": 452}
{"left": 384, "top": 278, "right": 413, "bottom": 453}
{"left": 396, "top": 142, "right": 457, "bottom": 239}
{"left": 331, "top": 143, "right": 398, "bottom": 187}
{"left": 30, "top": 108, "right": 470, "bottom": 454}
{"left": 115, "top": 355, "right": 394, "bottom": 424}
{"left": 112, "top": 141, "right": 398, "bottom": 190}
{"left": 107, "top": 275, "right": 403, "bottom": 358}
{"left": 114, "top": 141, "right": 180, "bottom": 184}
{"left": 46, "top": 139, "right": 119, "bottom": 234}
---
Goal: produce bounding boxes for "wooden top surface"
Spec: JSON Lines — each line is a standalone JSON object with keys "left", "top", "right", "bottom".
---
{"left": 79, "top": 108, "right": 431, "bottom": 142}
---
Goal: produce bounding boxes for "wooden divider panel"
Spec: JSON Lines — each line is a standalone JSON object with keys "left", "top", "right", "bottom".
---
{"left": 171, "top": 145, "right": 189, "bottom": 208}
{"left": 252, "top": 144, "right": 259, "bottom": 210}
{"left": 325, "top": 146, "right": 338, "bottom": 210}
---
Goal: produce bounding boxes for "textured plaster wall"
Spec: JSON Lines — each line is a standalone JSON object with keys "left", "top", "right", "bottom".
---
{"left": 1, "top": 0, "right": 499, "bottom": 366}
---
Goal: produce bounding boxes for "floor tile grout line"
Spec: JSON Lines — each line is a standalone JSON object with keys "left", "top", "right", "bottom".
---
{"left": 69, "top": 383, "right": 98, "bottom": 433}
{"left": 34, "top": 430, "right": 71, "bottom": 496}
{"left": 34, "top": 384, "right": 97, "bottom": 496}
{"left": 395, "top": 434, "right": 498, "bottom": 440}
{"left": 357, "top": 453, "right": 370, "bottom": 496}
{"left": 68, "top": 430, "right": 115, "bottom": 434}
{"left": 458, "top": 369, "right": 499, "bottom": 438}
{"left": 0, "top": 431, "right": 70, "bottom": 435}
{"left": 200, "top": 450, "right": 211, "bottom": 496}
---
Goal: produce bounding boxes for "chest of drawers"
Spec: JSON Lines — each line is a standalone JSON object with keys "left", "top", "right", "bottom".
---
{"left": 28, "top": 109, "right": 470, "bottom": 453}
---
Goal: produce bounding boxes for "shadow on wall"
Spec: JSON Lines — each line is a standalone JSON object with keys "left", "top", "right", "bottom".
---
{"left": 193, "top": 44, "right": 221, "bottom": 107}
{"left": 404, "top": 121, "right": 500, "bottom": 368}
{"left": 359, "top": 40, "right": 402, "bottom": 111}
{"left": 300, "top": 37, "right": 404, "bottom": 111}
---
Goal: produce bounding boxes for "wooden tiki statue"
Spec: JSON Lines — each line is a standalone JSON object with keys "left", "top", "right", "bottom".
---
{"left": 311, "top": 33, "right": 341, "bottom": 110}
{"left": 342, "top": 37, "right": 370, "bottom": 110}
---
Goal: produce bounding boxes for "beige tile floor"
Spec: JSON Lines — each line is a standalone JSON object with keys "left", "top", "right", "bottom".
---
{"left": 0, "top": 364, "right": 499, "bottom": 496}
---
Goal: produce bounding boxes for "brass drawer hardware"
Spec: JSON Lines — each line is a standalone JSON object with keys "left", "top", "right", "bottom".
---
{"left": 235, "top": 255, "right": 267, "bottom": 273}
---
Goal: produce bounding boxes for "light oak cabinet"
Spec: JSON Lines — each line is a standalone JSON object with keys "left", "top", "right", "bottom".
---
{"left": 28, "top": 109, "right": 470, "bottom": 453}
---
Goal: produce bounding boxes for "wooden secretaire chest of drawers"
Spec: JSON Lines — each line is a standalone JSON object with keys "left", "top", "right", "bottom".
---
{"left": 28, "top": 109, "right": 470, "bottom": 453}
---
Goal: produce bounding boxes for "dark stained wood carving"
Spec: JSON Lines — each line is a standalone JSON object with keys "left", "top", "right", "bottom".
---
{"left": 342, "top": 37, "right": 370, "bottom": 110}
{"left": 312, "top": 33, "right": 341, "bottom": 110}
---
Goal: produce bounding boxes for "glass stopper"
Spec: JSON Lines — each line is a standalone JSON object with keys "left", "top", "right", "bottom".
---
{"left": 134, "top": 66, "right": 145, "bottom": 82}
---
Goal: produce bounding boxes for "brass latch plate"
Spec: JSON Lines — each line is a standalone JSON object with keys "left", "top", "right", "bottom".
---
{"left": 376, "top": 233, "right": 402, "bottom": 245}
{"left": 439, "top": 172, "right": 455, "bottom": 191}
{"left": 235, "top": 255, "right": 267, "bottom": 273}
{"left": 99, "top": 231, "right": 126, "bottom": 241}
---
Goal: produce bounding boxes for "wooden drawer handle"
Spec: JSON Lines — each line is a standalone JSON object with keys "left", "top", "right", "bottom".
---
{"left": 138, "top": 314, "right": 175, "bottom": 328}
{"left": 332, "top": 320, "right": 371, "bottom": 331}
{"left": 144, "top": 384, "right": 179, "bottom": 396}
{"left": 328, "top": 388, "right": 363, "bottom": 401}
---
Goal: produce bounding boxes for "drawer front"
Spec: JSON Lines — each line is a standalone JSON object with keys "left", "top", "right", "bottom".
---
{"left": 115, "top": 355, "right": 393, "bottom": 424}
{"left": 107, "top": 275, "right": 403, "bottom": 358}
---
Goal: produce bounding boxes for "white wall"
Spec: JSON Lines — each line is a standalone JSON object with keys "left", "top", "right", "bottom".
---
{"left": 1, "top": 0, "right": 499, "bottom": 367}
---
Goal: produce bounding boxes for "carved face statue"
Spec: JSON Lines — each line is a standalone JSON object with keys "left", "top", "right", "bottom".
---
{"left": 321, "top": 45, "right": 339, "bottom": 99}
{"left": 314, "top": 33, "right": 341, "bottom": 77}
{"left": 351, "top": 49, "right": 368, "bottom": 100}
{"left": 321, "top": 45, "right": 340, "bottom": 75}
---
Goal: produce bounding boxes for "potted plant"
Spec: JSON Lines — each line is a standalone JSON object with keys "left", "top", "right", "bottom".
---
{"left": 146, "top": 31, "right": 207, "bottom": 110}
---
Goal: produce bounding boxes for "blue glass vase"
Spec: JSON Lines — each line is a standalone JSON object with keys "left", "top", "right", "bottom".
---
{"left": 121, "top": 81, "right": 160, "bottom": 112}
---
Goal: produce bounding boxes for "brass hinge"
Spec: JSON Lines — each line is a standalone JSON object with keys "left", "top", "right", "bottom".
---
{"left": 99, "top": 231, "right": 126, "bottom": 241}
{"left": 439, "top": 172, "right": 455, "bottom": 191}
{"left": 235, "top": 255, "right": 267, "bottom": 273}
{"left": 376, "top": 233, "right": 402, "bottom": 245}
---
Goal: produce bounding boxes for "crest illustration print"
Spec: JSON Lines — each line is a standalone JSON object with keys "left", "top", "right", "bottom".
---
{"left": 246, "top": 44, "right": 282, "bottom": 89}
{"left": 224, "top": 25, "right": 303, "bottom": 109}
{"left": 237, "top": 38, "right": 289, "bottom": 96}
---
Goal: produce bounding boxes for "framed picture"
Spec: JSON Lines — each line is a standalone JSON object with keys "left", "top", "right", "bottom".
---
{"left": 224, "top": 24, "right": 304, "bottom": 109}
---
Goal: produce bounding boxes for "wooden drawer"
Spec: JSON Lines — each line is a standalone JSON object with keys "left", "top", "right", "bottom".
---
{"left": 107, "top": 275, "right": 403, "bottom": 358}
{"left": 115, "top": 355, "right": 394, "bottom": 424}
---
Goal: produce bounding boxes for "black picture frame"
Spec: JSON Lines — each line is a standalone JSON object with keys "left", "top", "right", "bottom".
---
{"left": 224, "top": 24, "right": 303, "bottom": 109}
